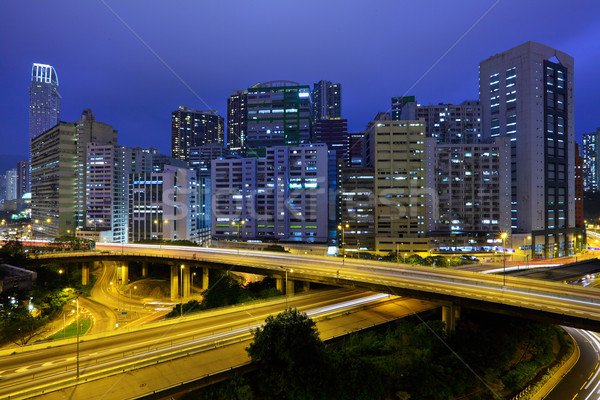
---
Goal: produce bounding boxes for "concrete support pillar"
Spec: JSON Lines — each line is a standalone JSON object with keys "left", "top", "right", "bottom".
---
{"left": 202, "top": 267, "right": 209, "bottom": 290}
{"left": 142, "top": 261, "right": 148, "bottom": 277}
{"left": 170, "top": 265, "right": 179, "bottom": 301}
{"left": 286, "top": 279, "right": 295, "bottom": 297}
{"left": 121, "top": 263, "right": 129, "bottom": 285}
{"left": 181, "top": 266, "right": 190, "bottom": 299}
{"left": 82, "top": 262, "right": 90, "bottom": 285}
{"left": 276, "top": 277, "right": 284, "bottom": 293}
{"left": 302, "top": 281, "right": 310, "bottom": 292}
{"left": 442, "top": 305, "right": 456, "bottom": 336}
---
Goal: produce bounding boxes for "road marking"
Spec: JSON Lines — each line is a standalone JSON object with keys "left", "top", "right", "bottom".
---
{"left": 15, "top": 367, "right": 29, "bottom": 373}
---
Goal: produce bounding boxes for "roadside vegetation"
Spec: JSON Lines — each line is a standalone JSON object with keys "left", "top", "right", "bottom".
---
{"left": 190, "top": 308, "right": 570, "bottom": 400}
{"left": 166, "top": 272, "right": 281, "bottom": 318}
{"left": 0, "top": 240, "right": 92, "bottom": 346}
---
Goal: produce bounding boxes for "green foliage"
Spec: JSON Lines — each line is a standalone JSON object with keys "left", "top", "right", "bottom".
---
{"left": 262, "top": 244, "right": 288, "bottom": 253}
{"left": 52, "top": 236, "right": 94, "bottom": 251}
{"left": 189, "top": 374, "right": 255, "bottom": 400}
{"left": 134, "top": 239, "right": 199, "bottom": 247}
{"left": 0, "top": 239, "right": 29, "bottom": 265}
{"left": 247, "top": 308, "right": 327, "bottom": 399}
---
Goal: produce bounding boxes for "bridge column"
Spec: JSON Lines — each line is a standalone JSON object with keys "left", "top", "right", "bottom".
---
{"left": 120, "top": 263, "right": 129, "bottom": 284}
{"left": 181, "top": 266, "right": 190, "bottom": 299}
{"left": 170, "top": 265, "right": 180, "bottom": 301}
{"left": 276, "top": 277, "right": 284, "bottom": 293}
{"left": 82, "top": 262, "right": 90, "bottom": 285}
{"left": 141, "top": 262, "right": 148, "bottom": 277}
{"left": 286, "top": 279, "right": 295, "bottom": 297}
{"left": 302, "top": 281, "right": 310, "bottom": 292}
{"left": 442, "top": 305, "right": 457, "bottom": 336}
{"left": 201, "top": 267, "right": 209, "bottom": 290}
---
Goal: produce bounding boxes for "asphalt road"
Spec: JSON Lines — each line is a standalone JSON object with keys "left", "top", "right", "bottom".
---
{"left": 0, "top": 289, "right": 397, "bottom": 399}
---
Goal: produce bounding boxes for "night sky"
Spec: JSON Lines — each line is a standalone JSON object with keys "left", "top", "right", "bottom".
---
{"left": 1, "top": 0, "right": 599, "bottom": 162}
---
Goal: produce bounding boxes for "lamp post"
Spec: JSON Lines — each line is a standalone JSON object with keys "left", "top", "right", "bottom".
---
{"left": 404, "top": 253, "right": 407, "bottom": 264}
{"left": 279, "top": 266, "right": 293, "bottom": 309}
{"left": 180, "top": 264, "right": 184, "bottom": 317}
{"left": 73, "top": 292, "right": 82, "bottom": 379}
{"left": 501, "top": 232, "right": 507, "bottom": 286}
{"left": 192, "top": 272, "right": 196, "bottom": 296}
{"left": 110, "top": 281, "right": 120, "bottom": 312}
{"left": 338, "top": 223, "right": 349, "bottom": 264}
{"left": 231, "top": 220, "right": 245, "bottom": 242}
{"left": 129, "top": 286, "right": 136, "bottom": 312}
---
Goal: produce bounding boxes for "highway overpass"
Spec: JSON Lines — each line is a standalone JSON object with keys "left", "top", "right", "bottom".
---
{"left": 34, "top": 243, "right": 600, "bottom": 332}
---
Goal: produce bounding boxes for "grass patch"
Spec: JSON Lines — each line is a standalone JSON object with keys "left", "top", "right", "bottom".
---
{"left": 48, "top": 318, "right": 91, "bottom": 340}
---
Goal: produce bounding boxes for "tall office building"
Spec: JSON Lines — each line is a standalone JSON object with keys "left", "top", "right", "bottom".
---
{"left": 227, "top": 91, "right": 247, "bottom": 154}
{"left": 313, "top": 119, "right": 348, "bottom": 160}
{"left": 212, "top": 144, "right": 328, "bottom": 243}
{"left": 426, "top": 138, "right": 511, "bottom": 250}
{"left": 417, "top": 101, "right": 482, "bottom": 144}
{"left": 312, "top": 80, "right": 341, "bottom": 120}
{"left": 73, "top": 110, "right": 118, "bottom": 231}
{"left": 391, "top": 96, "right": 417, "bottom": 121}
{"left": 31, "top": 122, "right": 77, "bottom": 237}
{"left": 339, "top": 114, "right": 428, "bottom": 254}
{"left": 391, "top": 97, "right": 482, "bottom": 144}
{"left": 574, "top": 143, "right": 584, "bottom": 229}
{"left": 130, "top": 166, "right": 198, "bottom": 242}
{"left": 5, "top": 169, "right": 17, "bottom": 201}
{"left": 171, "top": 106, "right": 224, "bottom": 162}
{"left": 582, "top": 129, "right": 599, "bottom": 193}
{"left": 16, "top": 160, "right": 30, "bottom": 200}
{"left": 480, "top": 41, "right": 575, "bottom": 258}
{"left": 29, "top": 63, "right": 60, "bottom": 145}
{"left": 246, "top": 81, "right": 312, "bottom": 158}
{"left": 84, "top": 144, "right": 134, "bottom": 243}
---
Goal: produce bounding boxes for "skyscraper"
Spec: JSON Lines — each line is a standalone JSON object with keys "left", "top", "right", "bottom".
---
{"left": 29, "top": 63, "right": 60, "bottom": 144}
{"left": 246, "top": 81, "right": 312, "bottom": 158}
{"left": 312, "top": 80, "right": 341, "bottom": 120}
{"left": 480, "top": 41, "right": 575, "bottom": 258}
{"left": 16, "top": 159, "right": 30, "bottom": 199}
{"left": 227, "top": 90, "right": 247, "bottom": 155}
{"left": 31, "top": 122, "right": 77, "bottom": 237}
{"left": 582, "top": 129, "right": 599, "bottom": 193}
{"left": 171, "top": 106, "right": 224, "bottom": 163}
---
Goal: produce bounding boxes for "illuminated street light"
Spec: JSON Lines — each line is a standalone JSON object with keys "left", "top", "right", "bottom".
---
{"left": 180, "top": 265, "right": 184, "bottom": 317}
{"left": 501, "top": 232, "right": 508, "bottom": 286}
{"left": 337, "top": 223, "right": 349, "bottom": 264}
{"left": 231, "top": 220, "right": 245, "bottom": 242}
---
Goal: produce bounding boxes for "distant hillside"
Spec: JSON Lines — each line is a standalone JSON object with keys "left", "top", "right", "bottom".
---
{"left": 0, "top": 155, "right": 27, "bottom": 175}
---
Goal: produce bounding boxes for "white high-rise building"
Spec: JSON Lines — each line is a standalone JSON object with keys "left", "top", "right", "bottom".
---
{"left": 212, "top": 144, "right": 329, "bottom": 243}
{"left": 130, "top": 165, "right": 198, "bottom": 242}
{"left": 480, "top": 41, "right": 575, "bottom": 258}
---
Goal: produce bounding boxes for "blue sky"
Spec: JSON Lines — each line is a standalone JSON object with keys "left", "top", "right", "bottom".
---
{"left": 1, "top": 0, "right": 599, "bottom": 159}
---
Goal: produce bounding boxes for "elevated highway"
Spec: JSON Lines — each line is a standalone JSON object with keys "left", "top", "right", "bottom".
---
{"left": 35, "top": 243, "right": 600, "bottom": 331}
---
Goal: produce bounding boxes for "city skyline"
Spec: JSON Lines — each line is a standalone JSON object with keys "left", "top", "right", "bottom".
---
{"left": 1, "top": 1, "right": 600, "bottom": 160}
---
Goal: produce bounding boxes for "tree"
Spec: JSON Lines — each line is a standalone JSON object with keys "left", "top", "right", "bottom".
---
{"left": 246, "top": 308, "right": 327, "bottom": 399}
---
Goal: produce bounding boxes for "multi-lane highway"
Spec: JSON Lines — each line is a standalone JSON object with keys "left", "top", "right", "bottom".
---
{"left": 36, "top": 243, "right": 600, "bottom": 331}
{"left": 0, "top": 289, "right": 426, "bottom": 400}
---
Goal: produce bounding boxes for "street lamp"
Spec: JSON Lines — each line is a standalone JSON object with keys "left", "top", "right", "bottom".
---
{"left": 110, "top": 281, "right": 120, "bottom": 312}
{"left": 501, "top": 232, "right": 508, "bottom": 286}
{"left": 338, "top": 223, "right": 349, "bottom": 264}
{"left": 279, "top": 266, "right": 293, "bottom": 309}
{"left": 73, "top": 292, "right": 82, "bottom": 379}
{"left": 129, "top": 286, "right": 136, "bottom": 312}
{"left": 192, "top": 272, "right": 196, "bottom": 295}
{"left": 180, "top": 265, "right": 184, "bottom": 317}
{"left": 231, "top": 220, "right": 245, "bottom": 242}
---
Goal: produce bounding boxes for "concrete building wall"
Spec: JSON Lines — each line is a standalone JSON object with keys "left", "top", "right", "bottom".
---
{"left": 31, "top": 122, "right": 77, "bottom": 236}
